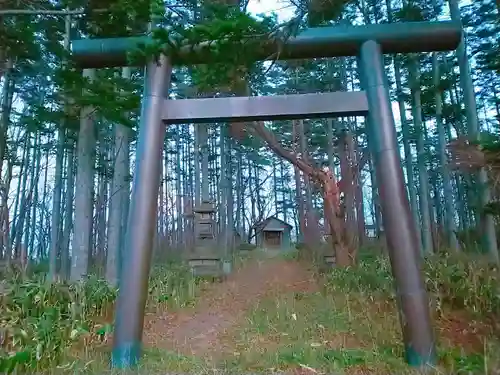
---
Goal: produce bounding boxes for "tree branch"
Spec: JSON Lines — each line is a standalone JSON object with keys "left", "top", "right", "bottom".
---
{"left": 0, "top": 8, "right": 108, "bottom": 15}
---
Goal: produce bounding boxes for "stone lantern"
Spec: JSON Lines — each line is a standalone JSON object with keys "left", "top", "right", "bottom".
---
{"left": 188, "top": 200, "right": 224, "bottom": 278}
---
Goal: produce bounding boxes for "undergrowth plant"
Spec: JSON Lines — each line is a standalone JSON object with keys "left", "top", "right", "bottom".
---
{"left": 320, "top": 251, "right": 500, "bottom": 374}
{"left": 325, "top": 252, "right": 500, "bottom": 319}
{"left": 0, "top": 275, "right": 116, "bottom": 373}
{"left": 0, "top": 263, "right": 204, "bottom": 374}
{"left": 148, "top": 262, "right": 201, "bottom": 309}
{"left": 3, "top": 251, "right": 498, "bottom": 374}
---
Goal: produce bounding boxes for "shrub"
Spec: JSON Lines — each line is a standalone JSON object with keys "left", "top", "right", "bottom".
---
{"left": 425, "top": 252, "right": 500, "bottom": 316}
{"left": 0, "top": 275, "right": 116, "bottom": 373}
{"left": 0, "top": 262, "right": 202, "bottom": 373}
{"left": 148, "top": 262, "right": 199, "bottom": 308}
{"left": 325, "top": 252, "right": 500, "bottom": 319}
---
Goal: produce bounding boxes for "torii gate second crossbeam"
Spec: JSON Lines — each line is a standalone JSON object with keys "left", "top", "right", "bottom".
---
{"left": 161, "top": 91, "right": 368, "bottom": 123}
{"left": 70, "top": 20, "right": 462, "bottom": 370}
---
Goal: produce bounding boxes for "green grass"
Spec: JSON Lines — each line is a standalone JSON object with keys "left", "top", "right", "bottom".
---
{"left": 0, "top": 261, "right": 208, "bottom": 374}
{"left": 215, "top": 249, "right": 500, "bottom": 374}
{"left": 215, "top": 291, "right": 406, "bottom": 373}
{"left": 57, "top": 348, "right": 209, "bottom": 374}
{"left": 214, "top": 280, "right": 497, "bottom": 374}
{"left": 62, "top": 286, "right": 498, "bottom": 375}
{"left": 2, "top": 249, "right": 499, "bottom": 374}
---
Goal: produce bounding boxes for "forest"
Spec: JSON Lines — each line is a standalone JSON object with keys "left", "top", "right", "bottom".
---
{"left": 1, "top": 0, "right": 500, "bottom": 373}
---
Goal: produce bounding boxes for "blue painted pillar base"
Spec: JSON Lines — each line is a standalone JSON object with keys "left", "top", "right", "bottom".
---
{"left": 111, "top": 342, "right": 141, "bottom": 368}
{"left": 405, "top": 345, "right": 436, "bottom": 368}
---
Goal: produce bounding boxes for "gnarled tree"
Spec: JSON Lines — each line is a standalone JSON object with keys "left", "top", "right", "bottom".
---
{"left": 241, "top": 120, "right": 355, "bottom": 266}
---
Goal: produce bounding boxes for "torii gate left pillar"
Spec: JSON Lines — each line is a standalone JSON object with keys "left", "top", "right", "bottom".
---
{"left": 70, "top": 20, "right": 461, "bottom": 370}
{"left": 110, "top": 54, "right": 172, "bottom": 368}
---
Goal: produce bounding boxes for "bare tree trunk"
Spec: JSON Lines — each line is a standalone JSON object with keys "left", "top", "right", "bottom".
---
{"left": 24, "top": 133, "right": 39, "bottom": 258}
{"left": 95, "top": 162, "right": 108, "bottom": 275}
{"left": 13, "top": 136, "right": 30, "bottom": 258}
{"left": 29, "top": 133, "right": 42, "bottom": 254}
{"left": 339, "top": 131, "right": 357, "bottom": 245}
{"left": 106, "top": 67, "right": 131, "bottom": 286}
{"left": 297, "top": 119, "right": 321, "bottom": 247}
{"left": 280, "top": 159, "right": 289, "bottom": 224}
{"left": 0, "top": 59, "right": 14, "bottom": 178}
{"left": 71, "top": 69, "right": 96, "bottom": 281}
{"left": 39, "top": 142, "right": 50, "bottom": 258}
{"left": 174, "top": 124, "right": 182, "bottom": 247}
{"left": 49, "top": 129, "right": 65, "bottom": 279}
{"left": 61, "top": 134, "right": 75, "bottom": 280}
{"left": 410, "top": 55, "right": 434, "bottom": 255}
{"left": 226, "top": 134, "right": 235, "bottom": 250}
{"left": 236, "top": 149, "right": 244, "bottom": 236}
{"left": 292, "top": 120, "right": 306, "bottom": 242}
{"left": 219, "top": 125, "right": 228, "bottom": 251}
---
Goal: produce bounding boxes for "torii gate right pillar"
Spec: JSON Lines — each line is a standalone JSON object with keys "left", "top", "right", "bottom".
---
{"left": 359, "top": 40, "right": 435, "bottom": 366}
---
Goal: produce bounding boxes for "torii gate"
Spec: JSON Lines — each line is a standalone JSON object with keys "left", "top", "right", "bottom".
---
{"left": 71, "top": 20, "right": 461, "bottom": 369}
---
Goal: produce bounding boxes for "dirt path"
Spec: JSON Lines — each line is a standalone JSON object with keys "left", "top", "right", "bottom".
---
{"left": 143, "top": 257, "right": 317, "bottom": 361}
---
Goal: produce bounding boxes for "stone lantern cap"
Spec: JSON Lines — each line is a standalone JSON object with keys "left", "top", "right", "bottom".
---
{"left": 193, "top": 200, "right": 215, "bottom": 214}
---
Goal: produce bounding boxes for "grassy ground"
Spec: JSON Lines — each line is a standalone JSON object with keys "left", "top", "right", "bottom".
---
{"left": 217, "top": 286, "right": 493, "bottom": 374}
{"left": 3, "top": 248, "right": 499, "bottom": 374}
{"left": 73, "top": 295, "right": 495, "bottom": 375}
{"left": 66, "top": 249, "right": 498, "bottom": 375}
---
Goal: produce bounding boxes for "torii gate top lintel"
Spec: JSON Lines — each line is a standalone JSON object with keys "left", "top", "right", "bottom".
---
{"left": 71, "top": 20, "right": 461, "bottom": 69}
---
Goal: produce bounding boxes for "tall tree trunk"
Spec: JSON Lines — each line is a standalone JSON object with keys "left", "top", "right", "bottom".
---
{"left": 24, "top": 133, "right": 38, "bottom": 258}
{"left": 219, "top": 125, "right": 228, "bottom": 251}
{"left": 61, "top": 134, "right": 75, "bottom": 280}
{"left": 254, "top": 163, "right": 263, "bottom": 220}
{"left": 354, "top": 145, "right": 366, "bottom": 244}
{"left": 29, "top": 133, "right": 42, "bottom": 254}
{"left": 280, "top": 159, "right": 289, "bottom": 224}
{"left": 39, "top": 142, "right": 50, "bottom": 258}
{"left": 200, "top": 124, "right": 209, "bottom": 201}
{"left": 341, "top": 130, "right": 357, "bottom": 245}
{"left": 71, "top": 69, "right": 96, "bottom": 281}
{"left": 106, "top": 67, "right": 131, "bottom": 285}
{"left": 324, "top": 118, "right": 336, "bottom": 238}
{"left": 369, "top": 158, "right": 382, "bottom": 236}
{"left": 298, "top": 119, "right": 321, "bottom": 246}
{"left": 409, "top": 56, "right": 434, "bottom": 255}
{"left": 0, "top": 59, "right": 14, "bottom": 178}
{"left": 50, "top": 14, "right": 72, "bottom": 279}
{"left": 248, "top": 158, "right": 256, "bottom": 231}
{"left": 292, "top": 120, "right": 306, "bottom": 242}
{"left": 158, "top": 148, "right": 165, "bottom": 241}
{"left": 95, "top": 136, "right": 108, "bottom": 275}
{"left": 194, "top": 124, "right": 201, "bottom": 206}
{"left": 174, "top": 124, "right": 182, "bottom": 246}
{"left": 272, "top": 158, "right": 278, "bottom": 214}
{"left": 12, "top": 137, "right": 30, "bottom": 256}
{"left": 49, "top": 129, "right": 65, "bottom": 279}
{"left": 236, "top": 149, "right": 244, "bottom": 236}
{"left": 434, "top": 54, "right": 459, "bottom": 251}
{"left": 226, "top": 130, "right": 235, "bottom": 250}
{"left": 449, "top": 0, "right": 498, "bottom": 262}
